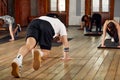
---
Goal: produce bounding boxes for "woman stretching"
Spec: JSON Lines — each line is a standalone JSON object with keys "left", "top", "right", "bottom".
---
{"left": 101, "top": 20, "right": 120, "bottom": 47}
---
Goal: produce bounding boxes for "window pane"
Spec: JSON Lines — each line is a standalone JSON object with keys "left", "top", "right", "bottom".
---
{"left": 50, "top": 0, "right": 57, "bottom": 11}
{"left": 102, "top": 0, "right": 109, "bottom": 12}
{"left": 92, "top": 0, "right": 100, "bottom": 12}
{"left": 58, "top": 0, "right": 65, "bottom": 11}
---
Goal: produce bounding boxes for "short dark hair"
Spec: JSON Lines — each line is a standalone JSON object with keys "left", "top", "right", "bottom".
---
{"left": 46, "top": 13, "right": 59, "bottom": 18}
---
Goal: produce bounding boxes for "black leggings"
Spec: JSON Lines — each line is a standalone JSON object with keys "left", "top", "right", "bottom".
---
{"left": 107, "top": 29, "right": 119, "bottom": 43}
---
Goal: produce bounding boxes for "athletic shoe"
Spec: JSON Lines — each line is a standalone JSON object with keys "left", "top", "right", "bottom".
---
{"left": 11, "top": 58, "right": 22, "bottom": 78}
{"left": 17, "top": 24, "right": 21, "bottom": 32}
{"left": 32, "top": 49, "right": 42, "bottom": 70}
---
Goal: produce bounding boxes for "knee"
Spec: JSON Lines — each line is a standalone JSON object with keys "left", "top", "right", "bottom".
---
{"left": 25, "top": 37, "right": 36, "bottom": 50}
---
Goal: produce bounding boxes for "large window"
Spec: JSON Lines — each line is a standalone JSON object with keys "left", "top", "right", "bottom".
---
{"left": 92, "top": 0, "right": 100, "bottom": 12}
{"left": 50, "top": 0, "right": 57, "bottom": 11}
{"left": 50, "top": 0, "right": 66, "bottom": 12}
{"left": 58, "top": 0, "right": 65, "bottom": 11}
{"left": 102, "top": 0, "right": 109, "bottom": 12}
{"left": 92, "top": 0, "right": 109, "bottom": 12}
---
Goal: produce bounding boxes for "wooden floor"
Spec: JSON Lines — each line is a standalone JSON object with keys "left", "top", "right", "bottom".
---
{"left": 0, "top": 27, "right": 120, "bottom": 80}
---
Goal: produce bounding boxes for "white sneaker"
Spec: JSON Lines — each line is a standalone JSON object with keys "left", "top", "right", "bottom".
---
{"left": 11, "top": 58, "right": 22, "bottom": 78}
{"left": 32, "top": 49, "right": 42, "bottom": 70}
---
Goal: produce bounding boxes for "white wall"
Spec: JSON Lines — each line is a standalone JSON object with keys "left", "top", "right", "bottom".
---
{"left": 69, "top": 0, "right": 85, "bottom": 25}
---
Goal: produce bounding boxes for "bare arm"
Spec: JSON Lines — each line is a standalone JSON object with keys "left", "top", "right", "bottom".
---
{"left": 115, "top": 26, "right": 120, "bottom": 47}
{"left": 60, "top": 35, "right": 70, "bottom": 60}
{"left": 101, "top": 20, "right": 109, "bottom": 47}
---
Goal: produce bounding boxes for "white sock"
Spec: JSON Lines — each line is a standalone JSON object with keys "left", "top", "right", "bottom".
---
{"left": 16, "top": 54, "right": 23, "bottom": 61}
{"left": 12, "top": 54, "right": 23, "bottom": 66}
{"left": 40, "top": 50, "right": 44, "bottom": 57}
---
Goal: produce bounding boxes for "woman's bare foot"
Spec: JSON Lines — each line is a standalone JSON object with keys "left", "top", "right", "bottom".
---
{"left": 9, "top": 39, "right": 15, "bottom": 42}
{"left": 60, "top": 57, "right": 72, "bottom": 61}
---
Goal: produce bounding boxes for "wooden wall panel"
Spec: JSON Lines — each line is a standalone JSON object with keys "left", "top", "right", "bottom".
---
{"left": 14, "top": 0, "right": 20, "bottom": 24}
{"left": 110, "top": 0, "right": 114, "bottom": 19}
{"left": 0, "top": 0, "right": 8, "bottom": 16}
{"left": 37, "top": 0, "right": 47, "bottom": 16}
{"left": 14, "top": 0, "right": 69, "bottom": 26}
{"left": 20, "top": 0, "right": 30, "bottom": 26}
{"left": 66, "top": 0, "right": 69, "bottom": 26}
{"left": 15, "top": 0, "right": 30, "bottom": 26}
{"left": 85, "top": 0, "right": 91, "bottom": 15}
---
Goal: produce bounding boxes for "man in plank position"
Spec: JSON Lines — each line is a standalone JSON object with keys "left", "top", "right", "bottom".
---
{"left": 11, "top": 14, "right": 71, "bottom": 78}
{"left": 0, "top": 15, "right": 21, "bottom": 41}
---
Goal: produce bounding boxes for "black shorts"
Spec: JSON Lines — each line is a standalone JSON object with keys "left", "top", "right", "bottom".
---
{"left": 26, "top": 19, "right": 55, "bottom": 50}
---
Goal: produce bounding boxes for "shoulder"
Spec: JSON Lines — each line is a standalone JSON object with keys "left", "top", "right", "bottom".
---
{"left": 103, "top": 20, "right": 109, "bottom": 30}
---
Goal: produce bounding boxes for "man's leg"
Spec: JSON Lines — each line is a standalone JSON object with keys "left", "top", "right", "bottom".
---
{"left": 14, "top": 24, "right": 22, "bottom": 37}
{"left": 11, "top": 37, "right": 36, "bottom": 78}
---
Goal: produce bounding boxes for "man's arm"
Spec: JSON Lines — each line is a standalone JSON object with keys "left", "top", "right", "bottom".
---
{"left": 61, "top": 35, "right": 71, "bottom": 60}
